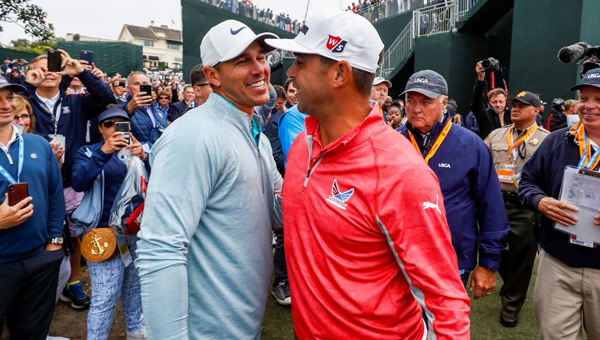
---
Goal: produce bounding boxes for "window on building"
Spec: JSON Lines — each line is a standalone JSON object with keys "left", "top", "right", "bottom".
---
{"left": 167, "top": 43, "right": 181, "bottom": 50}
{"left": 139, "top": 40, "right": 154, "bottom": 47}
{"left": 175, "top": 58, "right": 183, "bottom": 63}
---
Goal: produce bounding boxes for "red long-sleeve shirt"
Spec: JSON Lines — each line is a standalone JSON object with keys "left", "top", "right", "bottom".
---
{"left": 282, "top": 106, "right": 470, "bottom": 339}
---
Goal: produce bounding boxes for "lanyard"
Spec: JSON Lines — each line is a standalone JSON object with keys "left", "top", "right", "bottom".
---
{"left": 0, "top": 136, "right": 24, "bottom": 184}
{"left": 576, "top": 125, "right": 600, "bottom": 170}
{"left": 408, "top": 119, "right": 452, "bottom": 164}
{"left": 507, "top": 125, "right": 537, "bottom": 160}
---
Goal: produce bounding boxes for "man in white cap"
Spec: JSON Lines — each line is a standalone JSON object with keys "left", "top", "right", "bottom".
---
{"left": 266, "top": 11, "right": 470, "bottom": 339}
{"left": 370, "top": 76, "right": 392, "bottom": 115}
{"left": 135, "top": 20, "right": 283, "bottom": 339}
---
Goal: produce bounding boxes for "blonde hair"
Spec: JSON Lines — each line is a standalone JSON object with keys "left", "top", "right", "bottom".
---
{"left": 12, "top": 95, "right": 35, "bottom": 133}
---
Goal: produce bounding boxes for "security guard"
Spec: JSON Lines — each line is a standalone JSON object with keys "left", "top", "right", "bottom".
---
{"left": 485, "top": 90, "right": 549, "bottom": 328}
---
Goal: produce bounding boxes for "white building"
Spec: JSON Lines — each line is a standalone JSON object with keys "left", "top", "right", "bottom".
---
{"left": 117, "top": 24, "right": 183, "bottom": 71}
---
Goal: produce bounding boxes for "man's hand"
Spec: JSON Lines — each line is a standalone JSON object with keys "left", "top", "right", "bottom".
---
{"left": 25, "top": 68, "right": 46, "bottom": 87}
{"left": 126, "top": 92, "right": 152, "bottom": 112}
{"left": 538, "top": 196, "right": 578, "bottom": 226}
{"left": 475, "top": 61, "right": 486, "bottom": 81}
{"left": 46, "top": 243, "right": 63, "bottom": 251}
{"left": 469, "top": 265, "right": 495, "bottom": 300}
{"left": 90, "top": 66, "right": 104, "bottom": 79}
{"left": 594, "top": 209, "right": 600, "bottom": 226}
{"left": 58, "top": 49, "right": 84, "bottom": 76}
{"left": 0, "top": 194, "right": 34, "bottom": 230}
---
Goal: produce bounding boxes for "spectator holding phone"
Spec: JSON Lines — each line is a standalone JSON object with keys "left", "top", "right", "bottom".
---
{"left": 112, "top": 79, "right": 128, "bottom": 103}
{"left": 0, "top": 75, "right": 65, "bottom": 340}
{"left": 122, "top": 72, "right": 167, "bottom": 146}
{"left": 71, "top": 107, "right": 147, "bottom": 340}
{"left": 24, "top": 48, "right": 116, "bottom": 310}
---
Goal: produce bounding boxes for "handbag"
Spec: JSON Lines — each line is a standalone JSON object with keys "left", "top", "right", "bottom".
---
{"left": 81, "top": 227, "right": 118, "bottom": 262}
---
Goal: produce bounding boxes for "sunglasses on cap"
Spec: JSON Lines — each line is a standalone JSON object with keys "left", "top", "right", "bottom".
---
{"left": 100, "top": 118, "right": 129, "bottom": 127}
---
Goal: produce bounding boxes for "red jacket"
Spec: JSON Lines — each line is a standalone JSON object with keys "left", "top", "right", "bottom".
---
{"left": 282, "top": 106, "right": 470, "bottom": 339}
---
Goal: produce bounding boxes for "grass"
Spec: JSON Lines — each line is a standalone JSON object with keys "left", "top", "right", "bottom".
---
{"left": 261, "top": 259, "right": 541, "bottom": 340}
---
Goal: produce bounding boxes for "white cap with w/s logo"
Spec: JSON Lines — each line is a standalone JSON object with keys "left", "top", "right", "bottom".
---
{"left": 201, "top": 20, "right": 279, "bottom": 67}
{"left": 264, "top": 11, "right": 384, "bottom": 74}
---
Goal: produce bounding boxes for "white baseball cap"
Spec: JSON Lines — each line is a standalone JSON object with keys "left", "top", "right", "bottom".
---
{"left": 201, "top": 20, "right": 279, "bottom": 67}
{"left": 373, "top": 76, "right": 392, "bottom": 88}
{"left": 264, "top": 11, "right": 384, "bottom": 74}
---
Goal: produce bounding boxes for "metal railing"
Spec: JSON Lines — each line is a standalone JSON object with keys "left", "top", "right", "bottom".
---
{"left": 414, "top": 1, "right": 457, "bottom": 37}
{"left": 379, "top": 18, "right": 414, "bottom": 77}
{"left": 377, "top": 0, "right": 478, "bottom": 78}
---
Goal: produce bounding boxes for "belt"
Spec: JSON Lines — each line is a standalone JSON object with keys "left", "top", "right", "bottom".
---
{"left": 502, "top": 191, "right": 521, "bottom": 205}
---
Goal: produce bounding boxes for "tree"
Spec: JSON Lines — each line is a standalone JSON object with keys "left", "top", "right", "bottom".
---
{"left": 9, "top": 36, "right": 63, "bottom": 54}
{"left": 0, "top": 0, "right": 55, "bottom": 41}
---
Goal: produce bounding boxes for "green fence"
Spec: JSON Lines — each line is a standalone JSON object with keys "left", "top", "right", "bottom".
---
{"left": 58, "top": 41, "right": 143, "bottom": 78}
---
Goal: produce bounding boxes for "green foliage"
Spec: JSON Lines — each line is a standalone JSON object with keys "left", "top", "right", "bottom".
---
{"left": 0, "top": 0, "right": 55, "bottom": 41}
{"left": 9, "top": 36, "right": 64, "bottom": 54}
{"left": 73, "top": 33, "right": 80, "bottom": 41}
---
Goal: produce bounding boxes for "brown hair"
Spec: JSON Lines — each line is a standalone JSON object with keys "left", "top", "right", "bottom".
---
{"left": 487, "top": 88, "right": 507, "bottom": 99}
{"left": 158, "top": 90, "right": 172, "bottom": 100}
{"left": 565, "top": 99, "right": 578, "bottom": 110}
{"left": 12, "top": 95, "right": 35, "bottom": 133}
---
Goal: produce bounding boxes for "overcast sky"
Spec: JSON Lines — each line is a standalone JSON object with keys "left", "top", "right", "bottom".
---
{"left": 0, "top": 0, "right": 356, "bottom": 46}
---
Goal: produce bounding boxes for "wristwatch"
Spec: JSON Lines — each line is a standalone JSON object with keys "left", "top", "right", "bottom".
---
{"left": 48, "top": 237, "right": 64, "bottom": 245}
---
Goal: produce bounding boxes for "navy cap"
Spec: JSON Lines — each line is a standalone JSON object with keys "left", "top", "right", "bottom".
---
{"left": 401, "top": 70, "right": 448, "bottom": 98}
{"left": 0, "top": 75, "right": 25, "bottom": 92}
{"left": 509, "top": 91, "right": 541, "bottom": 108}
{"left": 97, "top": 108, "right": 129, "bottom": 122}
{"left": 570, "top": 68, "right": 600, "bottom": 91}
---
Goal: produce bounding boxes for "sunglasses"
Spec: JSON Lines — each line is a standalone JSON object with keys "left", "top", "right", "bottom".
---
{"left": 158, "top": 96, "right": 169, "bottom": 100}
{"left": 13, "top": 114, "right": 32, "bottom": 121}
{"left": 101, "top": 118, "right": 128, "bottom": 127}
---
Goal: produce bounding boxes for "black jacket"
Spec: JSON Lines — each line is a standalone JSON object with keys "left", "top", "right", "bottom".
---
{"left": 470, "top": 80, "right": 511, "bottom": 139}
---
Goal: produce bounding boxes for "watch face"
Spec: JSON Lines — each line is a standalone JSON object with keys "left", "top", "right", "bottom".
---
{"left": 49, "top": 237, "right": 64, "bottom": 245}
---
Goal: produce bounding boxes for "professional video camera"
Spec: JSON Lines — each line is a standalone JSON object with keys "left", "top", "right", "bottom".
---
{"left": 557, "top": 42, "right": 600, "bottom": 63}
{"left": 481, "top": 57, "right": 501, "bottom": 73}
{"left": 558, "top": 42, "right": 600, "bottom": 75}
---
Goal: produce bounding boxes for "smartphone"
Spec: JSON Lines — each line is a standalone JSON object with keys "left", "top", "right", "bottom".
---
{"left": 115, "top": 121, "right": 131, "bottom": 144}
{"left": 80, "top": 50, "right": 93, "bottom": 64}
{"left": 140, "top": 84, "right": 152, "bottom": 96}
{"left": 47, "top": 50, "right": 62, "bottom": 72}
{"left": 8, "top": 183, "right": 28, "bottom": 206}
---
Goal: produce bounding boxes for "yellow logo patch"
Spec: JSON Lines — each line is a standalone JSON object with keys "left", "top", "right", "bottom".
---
{"left": 516, "top": 91, "right": 527, "bottom": 98}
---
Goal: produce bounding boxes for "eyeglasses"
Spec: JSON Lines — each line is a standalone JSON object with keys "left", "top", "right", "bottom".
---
{"left": 100, "top": 119, "right": 128, "bottom": 127}
{"left": 158, "top": 96, "right": 169, "bottom": 100}
{"left": 194, "top": 83, "right": 210, "bottom": 87}
{"left": 13, "top": 114, "right": 32, "bottom": 121}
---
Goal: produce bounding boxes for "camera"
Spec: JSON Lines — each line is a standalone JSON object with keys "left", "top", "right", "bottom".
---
{"left": 481, "top": 57, "right": 501, "bottom": 72}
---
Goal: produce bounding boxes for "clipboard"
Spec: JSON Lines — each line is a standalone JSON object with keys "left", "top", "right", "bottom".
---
{"left": 556, "top": 166, "right": 600, "bottom": 244}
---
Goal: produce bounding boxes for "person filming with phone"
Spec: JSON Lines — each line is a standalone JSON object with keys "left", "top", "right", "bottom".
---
{"left": 24, "top": 48, "right": 116, "bottom": 310}
{"left": 71, "top": 106, "right": 147, "bottom": 340}
{"left": 0, "top": 76, "right": 66, "bottom": 340}
{"left": 122, "top": 72, "right": 167, "bottom": 146}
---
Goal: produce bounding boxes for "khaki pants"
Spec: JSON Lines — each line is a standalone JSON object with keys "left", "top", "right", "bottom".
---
{"left": 534, "top": 250, "right": 600, "bottom": 340}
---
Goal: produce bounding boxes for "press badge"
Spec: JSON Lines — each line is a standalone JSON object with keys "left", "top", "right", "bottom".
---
{"left": 498, "top": 162, "right": 516, "bottom": 184}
